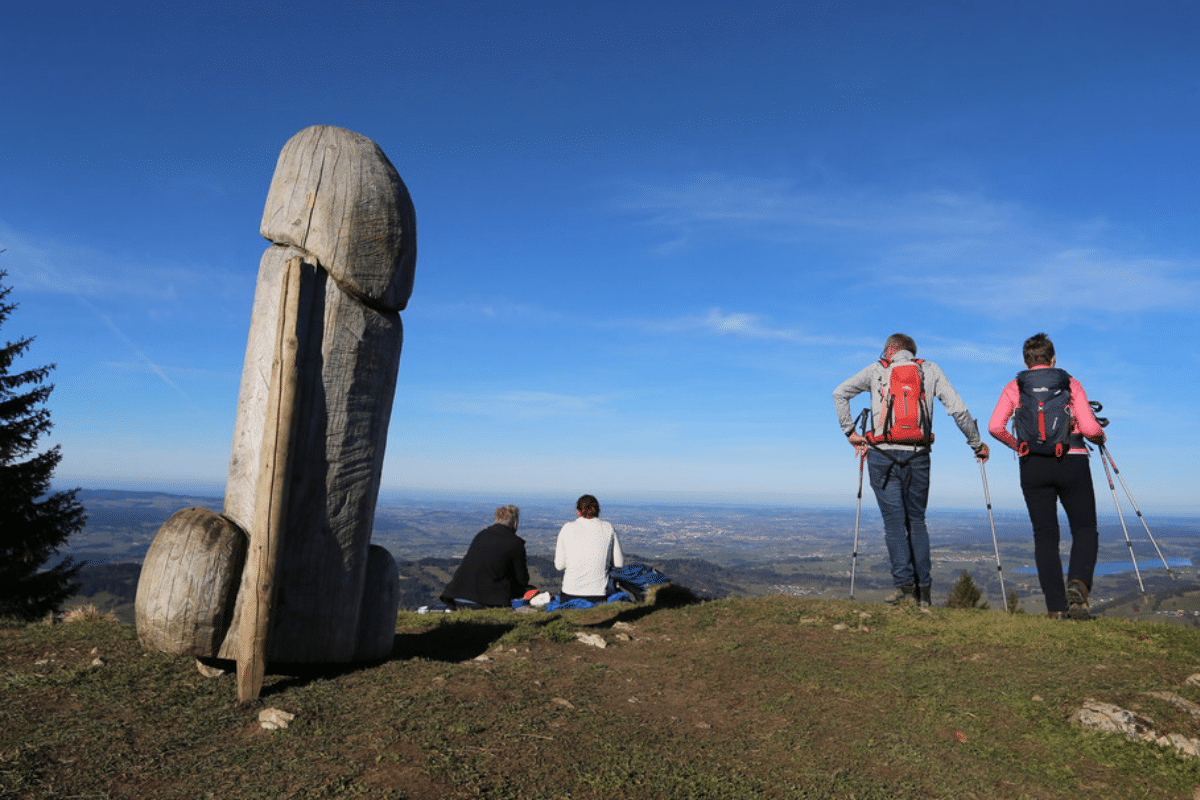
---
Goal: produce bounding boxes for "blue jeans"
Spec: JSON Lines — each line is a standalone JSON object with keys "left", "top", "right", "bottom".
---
{"left": 867, "top": 448, "right": 932, "bottom": 588}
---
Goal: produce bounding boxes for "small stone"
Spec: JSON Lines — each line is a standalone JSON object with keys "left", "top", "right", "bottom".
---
{"left": 196, "top": 660, "right": 227, "bottom": 678}
{"left": 1070, "top": 699, "right": 1157, "bottom": 742}
{"left": 259, "top": 708, "right": 296, "bottom": 730}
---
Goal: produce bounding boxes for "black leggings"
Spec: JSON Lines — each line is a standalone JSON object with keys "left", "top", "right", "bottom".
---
{"left": 1020, "top": 454, "right": 1098, "bottom": 613}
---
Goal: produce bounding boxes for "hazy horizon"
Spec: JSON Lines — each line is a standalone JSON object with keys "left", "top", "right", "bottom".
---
{"left": 60, "top": 478, "right": 1200, "bottom": 519}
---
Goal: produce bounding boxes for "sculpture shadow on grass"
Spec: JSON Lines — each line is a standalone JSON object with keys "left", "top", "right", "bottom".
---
{"left": 201, "top": 584, "right": 706, "bottom": 697}
{"left": 195, "top": 655, "right": 380, "bottom": 699}
{"left": 590, "top": 583, "right": 704, "bottom": 627}
{"left": 262, "top": 621, "right": 513, "bottom": 692}
{"left": 389, "top": 620, "right": 515, "bottom": 663}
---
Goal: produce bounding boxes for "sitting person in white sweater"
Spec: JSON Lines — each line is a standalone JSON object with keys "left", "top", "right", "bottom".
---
{"left": 555, "top": 494, "right": 624, "bottom": 603}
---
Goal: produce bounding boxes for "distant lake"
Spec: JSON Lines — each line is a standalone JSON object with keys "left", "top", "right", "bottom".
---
{"left": 1015, "top": 558, "right": 1192, "bottom": 578}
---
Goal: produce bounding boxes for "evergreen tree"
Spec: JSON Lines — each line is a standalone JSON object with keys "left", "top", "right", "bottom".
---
{"left": 945, "top": 569, "right": 989, "bottom": 610}
{"left": 1005, "top": 587, "right": 1023, "bottom": 614}
{"left": 0, "top": 270, "right": 86, "bottom": 621}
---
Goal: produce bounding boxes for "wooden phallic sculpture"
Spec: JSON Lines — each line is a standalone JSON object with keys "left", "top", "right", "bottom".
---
{"left": 135, "top": 126, "right": 416, "bottom": 701}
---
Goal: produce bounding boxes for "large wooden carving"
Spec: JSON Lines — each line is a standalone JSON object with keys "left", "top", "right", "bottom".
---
{"left": 135, "top": 126, "right": 416, "bottom": 701}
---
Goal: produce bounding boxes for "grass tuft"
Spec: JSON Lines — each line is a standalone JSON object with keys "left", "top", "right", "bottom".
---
{"left": 62, "top": 603, "right": 119, "bottom": 624}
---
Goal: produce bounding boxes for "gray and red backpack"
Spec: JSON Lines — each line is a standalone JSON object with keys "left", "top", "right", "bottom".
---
{"left": 866, "top": 358, "right": 934, "bottom": 446}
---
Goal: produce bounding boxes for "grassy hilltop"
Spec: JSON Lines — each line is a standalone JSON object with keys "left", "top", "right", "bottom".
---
{"left": 5, "top": 592, "right": 1200, "bottom": 799}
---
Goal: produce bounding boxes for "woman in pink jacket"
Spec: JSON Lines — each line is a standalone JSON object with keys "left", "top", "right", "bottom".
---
{"left": 989, "top": 333, "right": 1106, "bottom": 620}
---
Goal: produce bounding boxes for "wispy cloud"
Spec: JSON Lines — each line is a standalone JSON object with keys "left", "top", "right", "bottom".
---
{"left": 905, "top": 250, "right": 1200, "bottom": 318}
{"left": 416, "top": 299, "right": 566, "bottom": 325}
{"left": 434, "top": 390, "right": 620, "bottom": 419}
{"left": 101, "top": 360, "right": 229, "bottom": 381}
{"left": 0, "top": 222, "right": 249, "bottom": 304}
{"left": 87, "top": 299, "right": 208, "bottom": 415}
{"left": 622, "top": 308, "right": 1015, "bottom": 365}
{"left": 917, "top": 335, "right": 1015, "bottom": 365}
{"left": 621, "top": 176, "right": 1019, "bottom": 248}
{"left": 619, "top": 175, "right": 1200, "bottom": 317}
{"left": 0, "top": 224, "right": 225, "bottom": 414}
{"left": 632, "top": 308, "right": 876, "bottom": 348}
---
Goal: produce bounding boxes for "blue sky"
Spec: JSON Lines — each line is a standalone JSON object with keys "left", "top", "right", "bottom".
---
{"left": 2, "top": 1, "right": 1198, "bottom": 514}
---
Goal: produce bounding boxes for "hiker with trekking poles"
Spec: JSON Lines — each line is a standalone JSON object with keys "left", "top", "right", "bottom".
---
{"left": 988, "top": 333, "right": 1106, "bottom": 621}
{"left": 833, "top": 333, "right": 990, "bottom": 607}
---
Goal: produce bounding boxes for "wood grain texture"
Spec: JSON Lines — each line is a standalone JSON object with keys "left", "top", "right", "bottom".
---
{"left": 238, "top": 257, "right": 302, "bottom": 702}
{"left": 260, "top": 125, "right": 416, "bottom": 312}
{"left": 134, "top": 507, "right": 246, "bottom": 655}
{"left": 354, "top": 544, "right": 402, "bottom": 662}
{"left": 220, "top": 246, "right": 403, "bottom": 664}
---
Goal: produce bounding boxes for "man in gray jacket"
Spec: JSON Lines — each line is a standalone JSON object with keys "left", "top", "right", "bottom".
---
{"left": 833, "top": 333, "right": 989, "bottom": 606}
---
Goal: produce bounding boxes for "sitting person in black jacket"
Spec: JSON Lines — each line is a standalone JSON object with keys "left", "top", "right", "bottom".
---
{"left": 440, "top": 505, "right": 534, "bottom": 609}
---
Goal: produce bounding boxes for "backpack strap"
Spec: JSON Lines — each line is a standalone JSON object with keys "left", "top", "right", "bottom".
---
{"left": 870, "top": 444, "right": 931, "bottom": 490}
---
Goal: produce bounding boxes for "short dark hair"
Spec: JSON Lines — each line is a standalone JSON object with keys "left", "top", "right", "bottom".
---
{"left": 884, "top": 333, "right": 917, "bottom": 357}
{"left": 1023, "top": 333, "right": 1055, "bottom": 367}
{"left": 575, "top": 494, "right": 600, "bottom": 519}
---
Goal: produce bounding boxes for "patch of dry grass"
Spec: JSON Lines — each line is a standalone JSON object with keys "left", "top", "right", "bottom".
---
{"left": 61, "top": 604, "right": 118, "bottom": 624}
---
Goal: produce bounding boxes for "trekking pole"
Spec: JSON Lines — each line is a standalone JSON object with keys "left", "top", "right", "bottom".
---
{"left": 850, "top": 448, "right": 865, "bottom": 600}
{"left": 978, "top": 460, "right": 1008, "bottom": 613}
{"left": 849, "top": 408, "right": 871, "bottom": 600}
{"left": 1099, "top": 444, "right": 1176, "bottom": 581}
{"left": 1097, "top": 442, "right": 1145, "bottom": 593}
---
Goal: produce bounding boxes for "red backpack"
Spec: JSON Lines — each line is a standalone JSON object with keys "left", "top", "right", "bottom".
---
{"left": 866, "top": 358, "right": 934, "bottom": 446}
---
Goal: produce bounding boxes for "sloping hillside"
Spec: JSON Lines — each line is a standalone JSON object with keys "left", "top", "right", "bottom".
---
{"left": 5, "top": 592, "right": 1200, "bottom": 798}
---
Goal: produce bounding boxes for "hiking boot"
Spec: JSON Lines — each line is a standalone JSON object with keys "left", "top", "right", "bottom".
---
{"left": 886, "top": 584, "right": 917, "bottom": 605}
{"left": 1066, "top": 579, "right": 1092, "bottom": 621}
{"left": 1046, "top": 611, "right": 1066, "bottom": 620}
{"left": 918, "top": 585, "right": 932, "bottom": 607}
